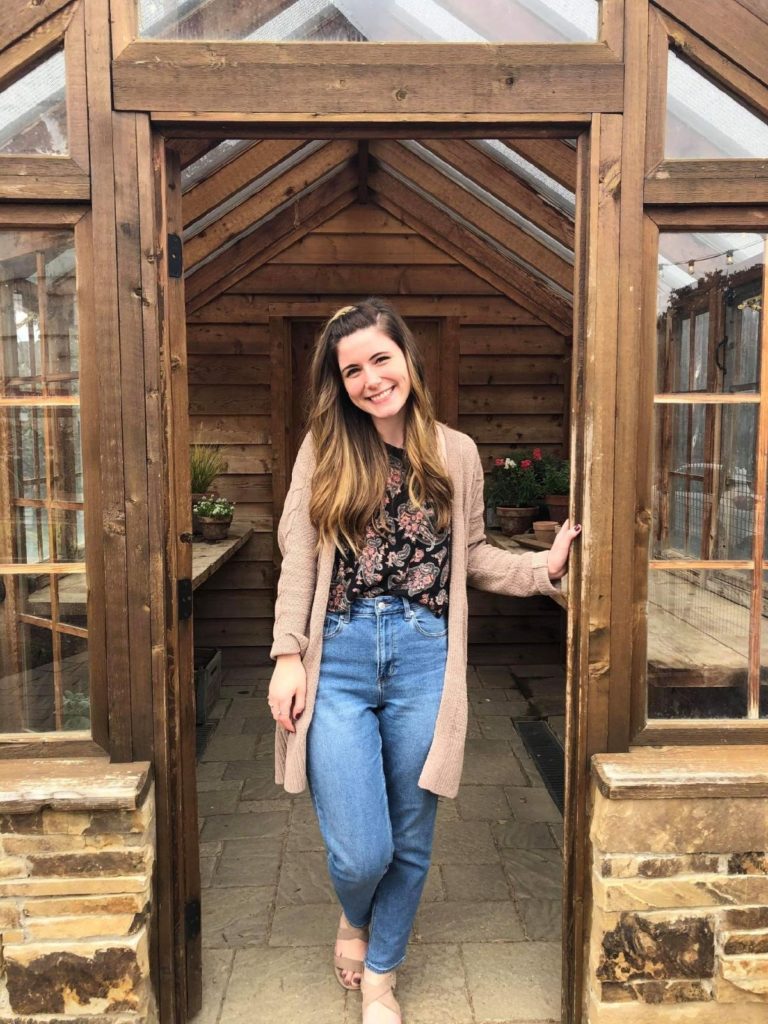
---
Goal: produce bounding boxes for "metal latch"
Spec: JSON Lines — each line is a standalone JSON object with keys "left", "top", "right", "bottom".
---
{"left": 178, "top": 578, "right": 193, "bottom": 620}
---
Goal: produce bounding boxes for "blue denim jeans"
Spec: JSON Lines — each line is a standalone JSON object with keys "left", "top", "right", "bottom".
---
{"left": 306, "top": 595, "right": 448, "bottom": 973}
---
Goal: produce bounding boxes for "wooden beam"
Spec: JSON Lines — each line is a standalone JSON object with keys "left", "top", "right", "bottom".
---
{"left": 0, "top": 4, "right": 74, "bottom": 84}
{"left": 183, "top": 139, "right": 306, "bottom": 227}
{"left": 501, "top": 139, "right": 578, "bottom": 191}
{"left": 371, "top": 140, "right": 573, "bottom": 292}
{"left": 659, "top": 9, "right": 768, "bottom": 119}
{"left": 169, "top": 137, "right": 219, "bottom": 170}
{"left": 184, "top": 166, "right": 357, "bottom": 311}
{"left": 157, "top": 114, "right": 590, "bottom": 138}
{"left": 370, "top": 168, "right": 571, "bottom": 333}
{"left": 113, "top": 41, "right": 624, "bottom": 115}
{"left": 651, "top": 0, "right": 768, "bottom": 87}
{"left": 422, "top": 139, "right": 574, "bottom": 249}
{"left": 0, "top": 164, "right": 90, "bottom": 200}
{"left": 645, "top": 160, "right": 768, "bottom": 203}
{"left": 647, "top": 206, "right": 768, "bottom": 229}
{"left": 185, "top": 140, "right": 356, "bottom": 269}
{"left": 1, "top": 0, "right": 72, "bottom": 54}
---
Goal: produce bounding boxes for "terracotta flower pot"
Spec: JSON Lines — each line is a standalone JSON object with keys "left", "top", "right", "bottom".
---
{"left": 198, "top": 516, "right": 232, "bottom": 543}
{"left": 533, "top": 520, "right": 559, "bottom": 543}
{"left": 545, "top": 494, "right": 569, "bottom": 525}
{"left": 495, "top": 506, "right": 538, "bottom": 537}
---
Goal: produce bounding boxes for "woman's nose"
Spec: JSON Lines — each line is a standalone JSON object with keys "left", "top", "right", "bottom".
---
{"left": 362, "top": 365, "right": 381, "bottom": 388}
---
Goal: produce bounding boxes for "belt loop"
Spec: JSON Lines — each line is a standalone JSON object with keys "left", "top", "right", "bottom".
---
{"left": 401, "top": 595, "right": 412, "bottom": 619}
{"left": 342, "top": 602, "right": 352, "bottom": 624}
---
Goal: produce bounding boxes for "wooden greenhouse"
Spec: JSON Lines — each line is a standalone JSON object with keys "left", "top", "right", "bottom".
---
{"left": 0, "top": 1, "right": 767, "bottom": 1022}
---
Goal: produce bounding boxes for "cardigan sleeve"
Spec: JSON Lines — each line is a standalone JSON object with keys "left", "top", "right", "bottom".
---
{"left": 269, "top": 434, "right": 319, "bottom": 659}
{"left": 465, "top": 444, "right": 562, "bottom": 600}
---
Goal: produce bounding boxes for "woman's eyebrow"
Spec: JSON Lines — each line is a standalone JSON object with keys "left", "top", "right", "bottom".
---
{"left": 340, "top": 351, "right": 390, "bottom": 373}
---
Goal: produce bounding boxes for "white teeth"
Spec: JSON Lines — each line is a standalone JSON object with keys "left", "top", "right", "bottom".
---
{"left": 368, "top": 386, "right": 395, "bottom": 403}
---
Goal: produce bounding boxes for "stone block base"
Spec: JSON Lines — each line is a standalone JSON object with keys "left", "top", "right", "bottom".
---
{"left": 586, "top": 746, "right": 768, "bottom": 1023}
{"left": 0, "top": 759, "right": 155, "bottom": 1021}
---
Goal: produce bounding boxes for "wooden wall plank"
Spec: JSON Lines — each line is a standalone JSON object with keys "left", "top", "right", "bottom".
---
{"left": 231, "top": 264, "right": 498, "bottom": 296}
{"left": 269, "top": 233, "right": 454, "bottom": 265}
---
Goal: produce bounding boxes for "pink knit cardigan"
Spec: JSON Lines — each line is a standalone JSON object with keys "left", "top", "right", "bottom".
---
{"left": 270, "top": 423, "right": 561, "bottom": 799}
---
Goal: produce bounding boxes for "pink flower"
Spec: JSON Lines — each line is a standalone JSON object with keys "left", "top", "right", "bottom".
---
{"left": 521, "top": 459, "right": 532, "bottom": 469}
{"left": 533, "top": 448, "right": 542, "bottom": 460}
{"left": 495, "top": 458, "right": 505, "bottom": 467}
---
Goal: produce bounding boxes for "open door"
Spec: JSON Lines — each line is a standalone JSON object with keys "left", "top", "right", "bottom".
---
{"left": 155, "top": 142, "right": 202, "bottom": 1021}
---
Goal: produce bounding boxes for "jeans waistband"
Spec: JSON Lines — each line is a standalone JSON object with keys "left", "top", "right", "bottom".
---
{"left": 341, "top": 596, "right": 413, "bottom": 620}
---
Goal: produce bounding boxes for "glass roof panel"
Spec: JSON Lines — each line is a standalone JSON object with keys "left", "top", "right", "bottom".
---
{"left": 138, "top": 0, "right": 599, "bottom": 41}
{"left": 666, "top": 51, "right": 768, "bottom": 159}
{"left": 475, "top": 139, "right": 576, "bottom": 218}
{"left": 657, "top": 233, "right": 766, "bottom": 314}
{"left": 0, "top": 49, "right": 67, "bottom": 156}
{"left": 182, "top": 139, "right": 255, "bottom": 191}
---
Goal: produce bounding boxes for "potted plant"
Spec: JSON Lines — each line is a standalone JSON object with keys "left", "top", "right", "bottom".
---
{"left": 192, "top": 496, "right": 235, "bottom": 542}
{"left": 540, "top": 454, "right": 570, "bottom": 525}
{"left": 190, "top": 442, "right": 228, "bottom": 533}
{"left": 485, "top": 448, "right": 546, "bottom": 536}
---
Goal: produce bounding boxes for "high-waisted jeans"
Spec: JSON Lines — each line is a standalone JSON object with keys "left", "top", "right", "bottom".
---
{"left": 306, "top": 594, "right": 448, "bottom": 972}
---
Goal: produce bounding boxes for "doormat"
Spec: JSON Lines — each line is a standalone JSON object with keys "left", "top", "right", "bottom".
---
{"left": 514, "top": 720, "right": 565, "bottom": 815}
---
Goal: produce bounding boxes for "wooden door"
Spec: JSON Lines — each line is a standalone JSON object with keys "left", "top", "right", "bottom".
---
{"left": 157, "top": 145, "right": 202, "bottom": 1021}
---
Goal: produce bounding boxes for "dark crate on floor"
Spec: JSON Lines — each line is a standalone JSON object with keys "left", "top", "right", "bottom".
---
{"left": 194, "top": 646, "right": 223, "bottom": 726}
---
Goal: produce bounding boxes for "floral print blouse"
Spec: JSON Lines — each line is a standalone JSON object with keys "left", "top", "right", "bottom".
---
{"left": 327, "top": 444, "right": 451, "bottom": 617}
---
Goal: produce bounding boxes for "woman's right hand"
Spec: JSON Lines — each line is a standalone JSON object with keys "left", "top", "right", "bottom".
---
{"left": 268, "top": 653, "right": 307, "bottom": 734}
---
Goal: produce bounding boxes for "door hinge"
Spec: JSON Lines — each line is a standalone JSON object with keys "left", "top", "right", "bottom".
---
{"left": 178, "top": 578, "right": 193, "bottom": 621}
{"left": 185, "top": 898, "right": 201, "bottom": 941}
{"left": 167, "top": 233, "right": 183, "bottom": 278}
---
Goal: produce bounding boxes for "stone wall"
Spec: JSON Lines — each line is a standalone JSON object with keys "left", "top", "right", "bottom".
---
{"left": 0, "top": 759, "right": 155, "bottom": 1022}
{"left": 585, "top": 746, "right": 768, "bottom": 1023}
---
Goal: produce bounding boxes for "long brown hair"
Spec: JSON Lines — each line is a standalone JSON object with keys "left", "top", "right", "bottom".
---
{"left": 307, "top": 297, "right": 453, "bottom": 554}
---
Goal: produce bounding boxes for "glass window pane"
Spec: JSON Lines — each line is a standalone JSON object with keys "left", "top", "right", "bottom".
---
{"left": 138, "top": 0, "right": 598, "bottom": 41}
{"left": 1, "top": 232, "right": 78, "bottom": 398}
{"left": 0, "top": 582, "right": 89, "bottom": 733}
{"left": 647, "top": 568, "right": 750, "bottom": 719}
{"left": 657, "top": 233, "right": 765, "bottom": 395}
{"left": 652, "top": 404, "right": 757, "bottom": 561}
{"left": 666, "top": 51, "right": 768, "bottom": 159}
{"left": 0, "top": 50, "right": 67, "bottom": 156}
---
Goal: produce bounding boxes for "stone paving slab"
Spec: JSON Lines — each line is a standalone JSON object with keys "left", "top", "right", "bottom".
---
{"left": 463, "top": 940, "right": 561, "bottom": 1022}
{"left": 276, "top": 850, "right": 336, "bottom": 906}
{"left": 441, "top": 863, "right": 511, "bottom": 902}
{"left": 200, "top": 809, "right": 289, "bottom": 842}
{"left": 415, "top": 900, "right": 525, "bottom": 943}
{"left": 202, "top": 885, "right": 273, "bottom": 948}
{"left": 195, "top": 948, "right": 234, "bottom": 1024}
{"left": 211, "top": 836, "right": 283, "bottom": 888}
{"left": 456, "top": 785, "right": 510, "bottom": 822}
{"left": 432, "top": 820, "right": 500, "bottom": 864}
{"left": 201, "top": 735, "right": 258, "bottom": 764}
{"left": 397, "top": 943, "right": 474, "bottom": 1023}
{"left": 504, "top": 787, "right": 562, "bottom": 825}
{"left": 270, "top": 903, "right": 342, "bottom": 946}
{"left": 518, "top": 898, "right": 562, "bottom": 942}
{"left": 223, "top": 946, "right": 348, "bottom": 1024}
{"left": 492, "top": 821, "right": 556, "bottom": 851}
{"left": 501, "top": 849, "right": 563, "bottom": 900}
{"left": 197, "top": 789, "right": 241, "bottom": 817}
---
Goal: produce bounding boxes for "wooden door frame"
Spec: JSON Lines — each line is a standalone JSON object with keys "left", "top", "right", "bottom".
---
{"left": 149, "top": 116, "right": 606, "bottom": 1024}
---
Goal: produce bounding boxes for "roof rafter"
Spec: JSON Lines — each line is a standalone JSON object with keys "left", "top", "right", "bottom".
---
{"left": 370, "top": 140, "right": 573, "bottom": 293}
{"left": 183, "top": 138, "right": 307, "bottom": 227}
{"left": 501, "top": 139, "right": 577, "bottom": 191}
{"left": 0, "top": 4, "right": 74, "bottom": 85}
{"left": 169, "top": 138, "right": 219, "bottom": 171}
{"left": 369, "top": 165, "right": 571, "bottom": 334}
{"left": 421, "top": 138, "right": 574, "bottom": 250}
{"left": 1, "top": 0, "right": 72, "bottom": 55}
{"left": 185, "top": 163, "right": 358, "bottom": 312}
{"left": 184, "top": 139, "right": 357, "bottom": 269}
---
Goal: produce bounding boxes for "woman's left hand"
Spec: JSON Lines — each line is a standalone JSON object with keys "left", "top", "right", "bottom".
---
{"left": 547, "top": 518, "right": 582, "bottom": 580}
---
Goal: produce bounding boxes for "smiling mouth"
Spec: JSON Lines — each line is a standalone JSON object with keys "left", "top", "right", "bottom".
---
{"left": 366, "top": 385, "right": 395, "bottom": 404}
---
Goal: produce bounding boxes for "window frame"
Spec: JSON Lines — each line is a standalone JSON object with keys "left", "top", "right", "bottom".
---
{"left": 632, "top": 208, "right": 768, "bottom": 746}
{"left": 0, "top": 2, "right": 90, "bottom": 201}
{"left": 0, "top": 205, "right": 106, "bottom": 758}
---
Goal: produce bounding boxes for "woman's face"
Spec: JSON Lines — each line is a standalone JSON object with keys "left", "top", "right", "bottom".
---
{"left": 336, "top": 325, "right": 412, "bottom": 436}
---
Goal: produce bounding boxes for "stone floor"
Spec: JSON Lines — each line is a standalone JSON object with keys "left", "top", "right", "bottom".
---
{"left": 194, "top": 662, "right": 565, "bottom": 1024}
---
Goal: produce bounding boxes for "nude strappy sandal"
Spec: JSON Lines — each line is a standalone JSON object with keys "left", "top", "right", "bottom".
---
{"left": 333, "top": 918, "right": 369, "bottom": 990}
{"left": 361, "top": 970, "right": 403, "bottom": 1023}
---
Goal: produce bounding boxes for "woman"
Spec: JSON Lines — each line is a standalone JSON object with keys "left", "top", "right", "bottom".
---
{"left": 267, "top": 298, "right": 580, "bottom": 1023}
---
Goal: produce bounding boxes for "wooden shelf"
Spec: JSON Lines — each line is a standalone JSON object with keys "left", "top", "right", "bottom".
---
{"left": 192, "top": 522, "right": 254, "bottom": 591}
